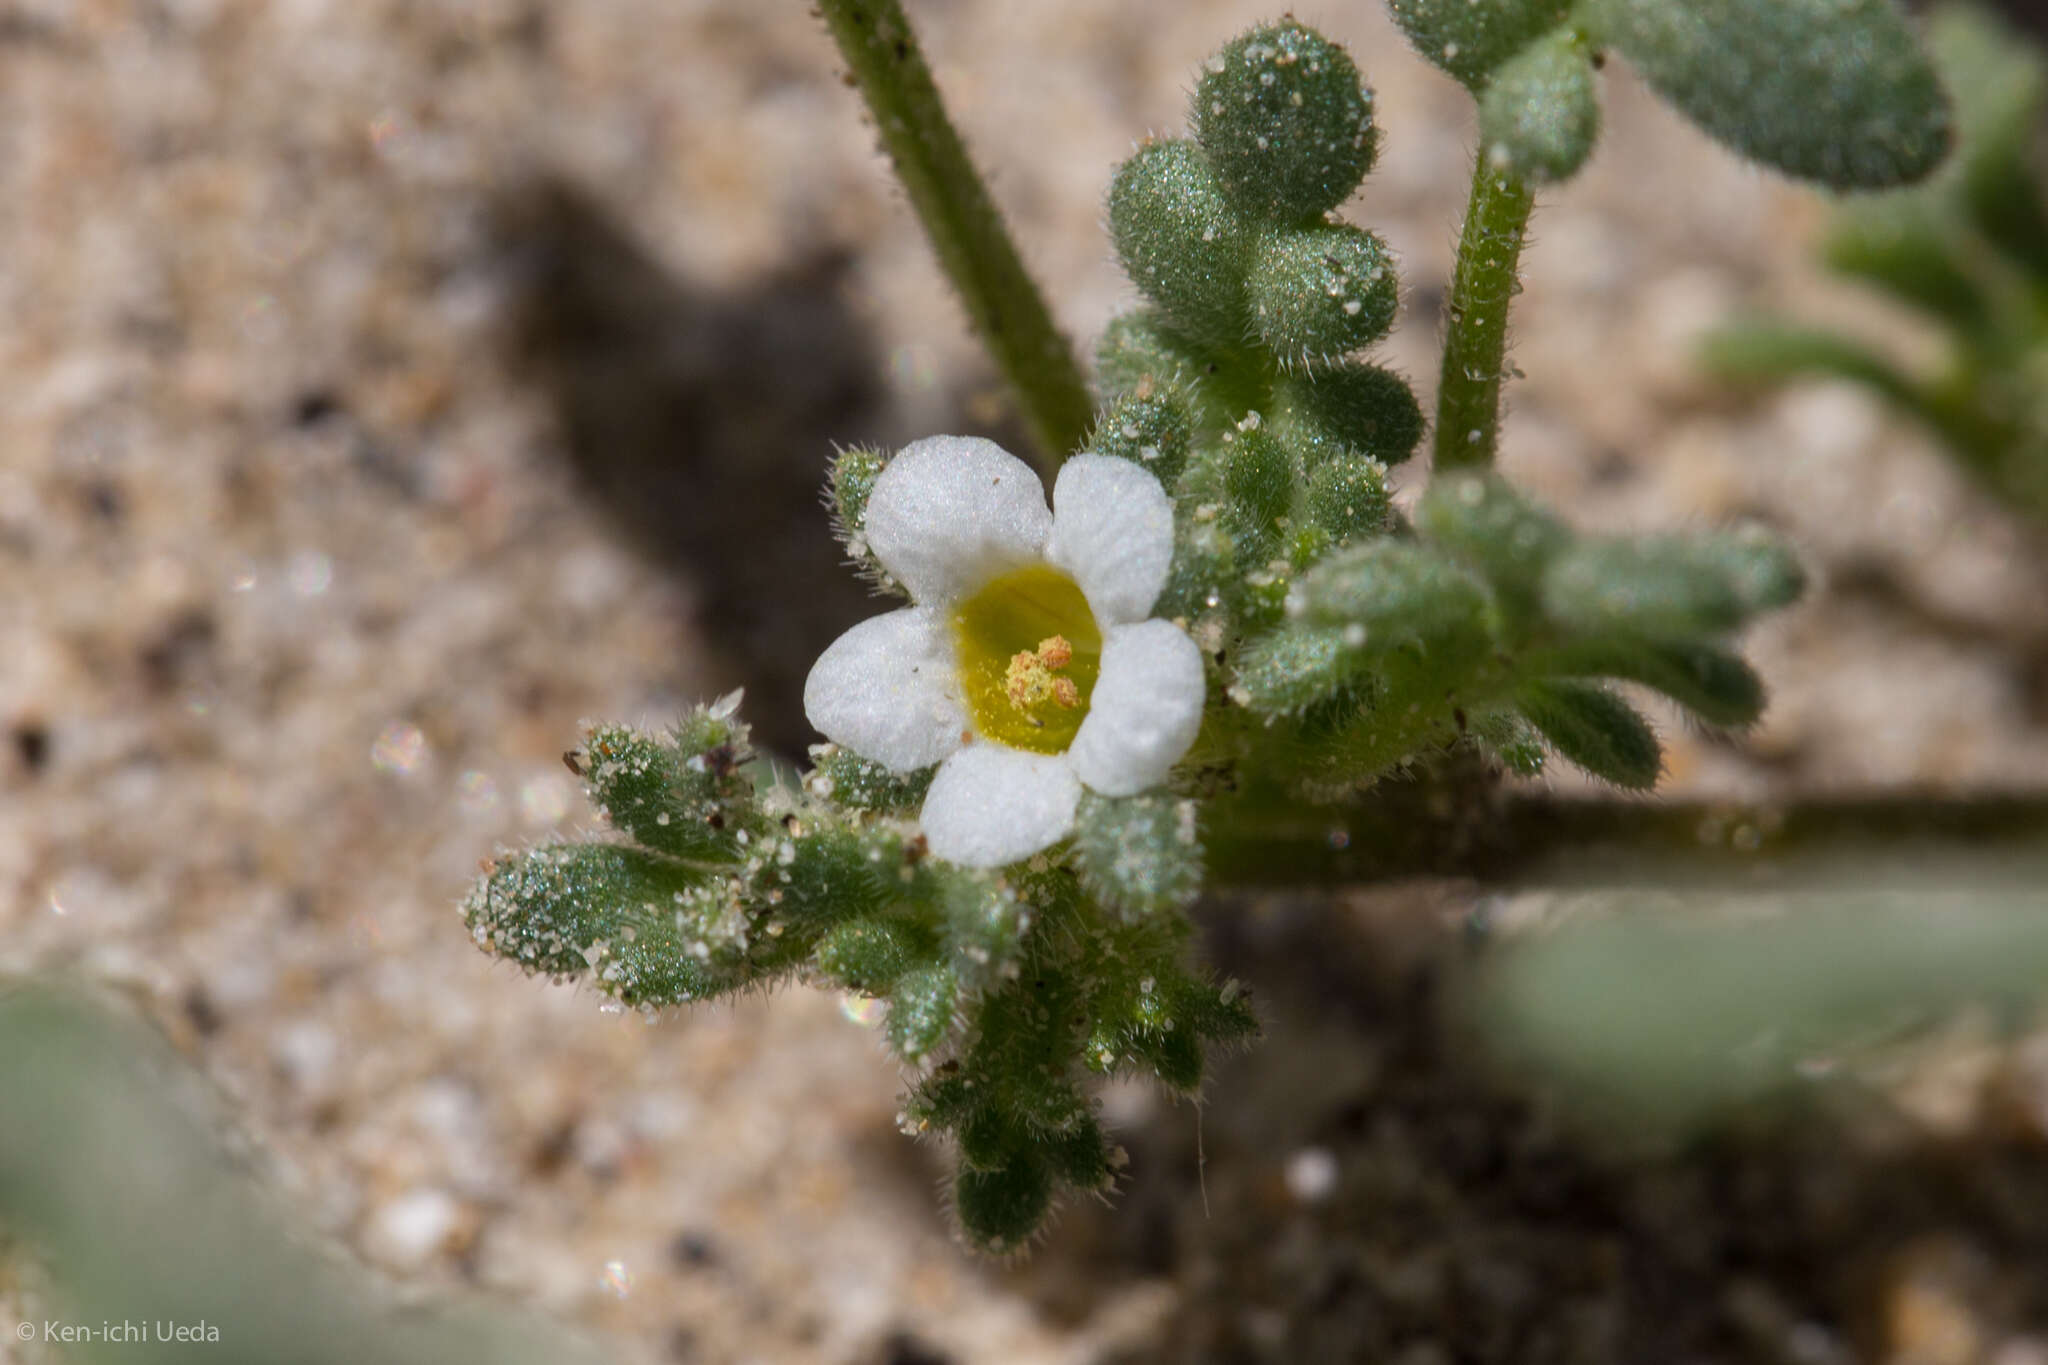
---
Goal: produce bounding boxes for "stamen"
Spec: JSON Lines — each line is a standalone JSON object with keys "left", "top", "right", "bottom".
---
{"left": 1005, "top": 635, "right": 1083, "bottom": 716}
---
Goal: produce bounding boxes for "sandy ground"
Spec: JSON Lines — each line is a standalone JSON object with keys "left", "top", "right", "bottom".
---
{"left": 4, "top": 1, "right": 2048, "bottom": 1362}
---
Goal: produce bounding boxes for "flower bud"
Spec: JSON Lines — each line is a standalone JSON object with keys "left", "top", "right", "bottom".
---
{"left": 1107, "top": 139, "right": 1251, "bottom": 350}
{"left": 1192, "top": 19, "right": 1379, "bottom": 223}
{"left": 1249, "top": 225, "right": 1398, "bottom": 368}
{"left": 1478, "top": 27, "right": 1600, "bottom": 184}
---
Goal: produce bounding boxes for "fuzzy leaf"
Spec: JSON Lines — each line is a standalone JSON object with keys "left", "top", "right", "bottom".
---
{"left": 1038, "top": 1113, "right": 1121, "bottom": 1193}
{"left": 1695, "top": 526, "right": 1807, "bottom": 614}
{"left": 1232, "top": 625, "right": 1354, "bottom": 715}
{"left": 827, "top": 445, "right": 901, "bottom": 593}
{"left": 580, "top": 719, "right": 755, "bottom": 862}
{"left": 1192, "top": 19, "right": 1380, "bottom": 223}
{"left": 1533, "top": 637, "right": 1767, "bottom": 728}
{"left": 815, "top": 918, "right": 930, "bottom": 993}
{"left": 1586, "top": 0, "right": 1952, "bottom": 189}
{"left": 1473, "top": 709, "right": 1550, "bottom": 776}
{"left": 1417, "top": 471, "right": 1570, "bottom": 621}
{"left": 1517, "top": 680, "right": 1663, "bottom": 789}
{"left": 767, "top": 823, "right": 896, "bottom": 927}
{"left": 806, "top": 745, "right": 933, "bottom": 815}
{"left": 941, "top": 877, "right": 1032, "bottom": 989}
{"left": 1095, "top": 309, "right": 1212, "bottom": 398}
{"left": 886, "top": 964, "right": 958, "bottom": 1062}
{"left": 465, "top": 844, "right": 732, "bottom": 1006}
{"left": 1540, "top": 538, "right": 1747, "bottom": 637}
{"left": 1292, "top": 540, "right": 1494, "bottom": 648}
{"left": 953, "top": 1158, "right": 1054, "bottom": 1256}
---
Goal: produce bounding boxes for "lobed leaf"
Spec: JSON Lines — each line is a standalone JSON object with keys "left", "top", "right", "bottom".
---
{"left": 1586, "top": 0, "right": 1951, "bottom": 189}
{"left": 1386, "top": 0, "right": 1575, "bottom": 90}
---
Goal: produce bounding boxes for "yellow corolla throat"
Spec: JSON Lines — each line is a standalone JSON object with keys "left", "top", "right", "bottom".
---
{"left": 951, "top": 565, "right": 1103, "bottom": 755}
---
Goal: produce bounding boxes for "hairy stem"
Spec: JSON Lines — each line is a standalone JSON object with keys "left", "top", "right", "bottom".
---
{"left": 1432, "top": 158, "right": 1535, "bottom": 470}
{"left": 817, "top": 0, "right": 1093, "bottom": 469}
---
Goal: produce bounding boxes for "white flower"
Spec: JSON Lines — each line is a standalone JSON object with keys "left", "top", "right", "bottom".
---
{"left": 804, "top": 435, "right": 1206, "bottom": 868}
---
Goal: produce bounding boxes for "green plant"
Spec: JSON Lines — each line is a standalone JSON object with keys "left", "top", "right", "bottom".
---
{"left": 464, "top": 1, "right": 1953, "bottom": 1252}
{"left": 1703, "top": 3, "right": 2048, "bottom": 528}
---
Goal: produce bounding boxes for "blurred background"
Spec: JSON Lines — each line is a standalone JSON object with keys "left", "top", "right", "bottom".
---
{"left": 4, "top": 1, "right": 2048, "bottom": 1361}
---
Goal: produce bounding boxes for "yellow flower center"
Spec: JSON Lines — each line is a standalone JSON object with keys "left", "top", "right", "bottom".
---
{"left": 952, "top": 564, "right": 1102, "bottom": 755}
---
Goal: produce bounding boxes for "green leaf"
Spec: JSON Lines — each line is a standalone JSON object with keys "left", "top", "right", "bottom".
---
{"left": 1824, "top": 201, "right": 1990, "bottom": 331}
{"left": 464, "top": 844, "right": 734, "bottom": 1007}
{"left": 1072, "top": 793, "right": 1205, "bottom": 917}
{"left": 1088, "top": 386, "right": 1195, "bottom": 485}
{"left": 1699, "top": 321, "right": 1928, "bottom": 413}
{"left": 828, "top": 446, "right": 906, "bottom": 593}
{"left": 1241, "top": 542, "right": 1495, "bottom": 716}
{"left": 1107, "top": 139, "right": 1252, "bottom": 349}
{"left": 1293, "top": 540, "right": 1495, "bottom": 648}
{"left": 1386, "top": 0, "right": 1575, "bottom": 90}
{"left": 1038, "top": 1113, "right": 1121, "bottom": 1193}
{"left": 1416, "top": 471, "right": 1570, "bottom": 621}
{"left": 1247, "top": 224, "right": 1400, "bottom": 369}
{"left": 580, "top": 717, "right": 756, "bottom": 862}
{"left": 1192, "top": 19, "right": 1379, "bottom": 223}
{"left": 1931, "top": 3, "right": 2048, "bottom": 276}
{"left": 1304, "top": 455, "right": 1392, "bottom": 543}
{"left": 1694, "top": 525, "right": 1807, "bottom": 614}
{"left": 815, "top": 918, "right": 930, "bottom": 993}
{"left": 1095, "top": 308, "right": 1213, "bottom": 399}
{"left": 768, "top": 823, "right": 896, "bottom": 927}
{"left": 1231, "top": 625, "right": 1353, "bottom": 715}
{"left": 1532, "top": 637, "right": 1768, "bottom": 727}
{"left": 885, "top": 964, "right": 958, "bottom": 1062}
{"left": 941, "top": 876, "right": 1031, "bottom": 989}
{"left": 953, "top": 1158, "right": 1053, "bottom": 1256}
{"left": 1587, "top": 0, "right": 1952, "bottom": 188}
{"left": 1541, "top": 529, "right": 1803, "bottom": 638}
{"left": 1517, "top": 679, "right": 1663, "bottom": 789}
{"left": 1473, "top": 708, "right": 1549, "bottom": 776}
{"left": 1477, "top": 26, "right": 1601, "bottom": 184}
{"left": 1540, "top": 538, "right": 1748, "bottom": 637}
{"left": 1220, "top": 424, "right": 1298, "bottom": 561}
{"left": 806, "top": 745, "right": 933, "bottom": 815}
{"left": 1272, "top": 364, "right": 1426, "bottom": 467}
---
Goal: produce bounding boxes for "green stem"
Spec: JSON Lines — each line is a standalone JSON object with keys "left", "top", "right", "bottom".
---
{"left": 1432, "top": 158, "right": 1535, "bottom": 470}
{"left": 1209, "top": 791, "right": 2048, "bottom": 888}
{"left": 817, "top": 0, "right": 1093, "bottom": 470}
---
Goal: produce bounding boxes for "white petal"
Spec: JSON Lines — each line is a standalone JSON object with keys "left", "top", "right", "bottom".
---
{"left": 803, "top": 608, "right": 966, "bottom": 771}
{"left": 1068, "top": 620, "right": 1206, "bottom": 796}
{"left": 1045, "top": 454, "right": 1175, "bottom": 626}
{"left": 863, "top": 436, "right": 1052, "bottom": 604}
{"left": 920, "top": 744, "right": 1080, "bottom": 867}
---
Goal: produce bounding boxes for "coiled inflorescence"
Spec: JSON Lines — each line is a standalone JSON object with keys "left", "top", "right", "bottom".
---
{"left": 466, "top": 11, "right": 1830, "bottom": 1257}
{"left": 1089, "top": 18, "right": 1804, "bottom": 802}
